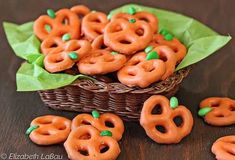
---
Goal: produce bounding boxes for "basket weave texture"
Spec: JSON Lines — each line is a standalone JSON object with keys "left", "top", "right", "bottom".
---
{"left": 39, "top": 67, "right": 191, "bottom": 121}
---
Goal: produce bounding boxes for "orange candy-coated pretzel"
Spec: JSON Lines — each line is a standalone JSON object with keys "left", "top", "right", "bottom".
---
{"left": 71, "top": 5, "right": 90, "bottom": 19}
{"left": 71, "top": 112, "right": 124, "bottom": 141}
{"left": 64, "top": 125, "right": 121, "bottom": 160}
{"left": 82, "top": 11, "right": 109, "bottom": 41}
{"left": 40, "top": 37, "right": 64, "bottom": 55}
{"left": 199, "top": 97, "right": 235, "bottom": 126}
{"left": 112, "top": 11, "right": 158, "bottom": 33}
{"left": 212, "top": 135, "right": 235, "bottom": 160}
{"left": 150, "top": 34, "right": 187, "bottom": 62}
{"left": 104, "top": 19, "right": 153, "bottom": 55}
{"left": 153, "top": 46, "right": 177, "bottom": 80}
{"left": 78, "top": 49, "right": 127, "bottom": 75}
{"left": 34, "top": 9, "right": 80, "bottom": 41}
{"left": 44, "top": 38, "right": 91, "bottom": 73}
{"left": 140, "top": 95, "right": 194, "bottom": 144}
{"left": 117, "top": 52, "right": 166, "bottom": 88}
{"left": 91, "top": 35, "right": 110, "bottom": 50}
{"left": 28, "top": 115, "right": 71, "bottom": 145}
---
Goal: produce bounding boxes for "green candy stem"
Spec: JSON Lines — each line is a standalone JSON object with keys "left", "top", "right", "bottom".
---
{"left": 62, "top": 34, "right": 71, "bottom": 41}
{"left": 111, "top": 51, "right": 118, "bottom": 55}
{"left": 129, "top": 19, "right": 136, "bottom": 23}
{"left": 68, "top": 52, "right": 78, "bottom": 60}
{"left": 107, "top": 14, "right": 112, "bottom": 20}
{"left": 145, "top": 46, "right": 153, "bottom": 53}
{"left": 26, "top": 125, "right": 39, "bottom": 135}
{"left": 100, "top": 130, "right": 112, "bottom": 137}
{"left": 198, "top": 107, "right": 213, "bottom": 117}
{"left": 164, "top": 33, "right": 174, "bottom": 41}
{"left": 170, "top": 97, "right": 179, "bottom": 109}
{"left": 159, "top": 28, "right": 169, "bottom": 36}
{"left": 146, "top": 51, "right": 159, "bottom": 60}
{"left": 47, "top": 9, "right": 56, "bottom": 18}
{"left": 45, "top": 25, "right": 51, "bottom": 32}
{"left": 92, "top": 110, "right": 100, "bottom": 118}
{"left": 128, "top": 7, "right": 136, "bottom": 15}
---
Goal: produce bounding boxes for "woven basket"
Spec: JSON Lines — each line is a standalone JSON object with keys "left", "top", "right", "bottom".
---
{"left": 38, "top": 67, "right": 191, "bottom": 121}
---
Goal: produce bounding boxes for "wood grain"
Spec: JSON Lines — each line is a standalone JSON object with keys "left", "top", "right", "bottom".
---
{"left": 0, "top": 0, "right": 234, "bottom": 159}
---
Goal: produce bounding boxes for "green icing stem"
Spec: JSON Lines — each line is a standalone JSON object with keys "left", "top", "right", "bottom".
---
{"left": 146, "top": 51, "right": 159, "bottom": 60}
{"left": 47, "top": 9, "right": 56, "bottom": 18}
{"left": 145, "top": 46, "right": 153, "bottom": 53}
{"left": 170, "top": 97, "right": 179, "bottom": 109}
{"left": 128, "top": 7, "right": 136, "bottom": 15}
{"left": 62, "top": 34, "right": 71, "bottom": 41}
{"left": 68, "top": 52, "right": 78, "bottom": 60}
{"left": 164, "top": 33, "right": 174, "bottom": 41}
{"left": 129, "top": 19, "right": 136, "bottom": 23}
{"left": 100, "top": 130, "right": 112, "bottom": 137}
{"left": 26, "top": 125, "right": 39, "bottom": 135}
{"left": 92, "top": 110, "right": 100, "bottom": 118}
{"left": 198, "top": 107, "right": 213, "bottom": 117}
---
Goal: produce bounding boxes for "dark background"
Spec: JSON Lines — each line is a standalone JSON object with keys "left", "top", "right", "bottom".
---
{"left": 0, "top": 0, "right": 235, "bottom": 160}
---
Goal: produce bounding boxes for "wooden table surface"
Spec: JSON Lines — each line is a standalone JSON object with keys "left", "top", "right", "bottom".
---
{"left": 0, "top": 0, "right": 235, "bottom": 160}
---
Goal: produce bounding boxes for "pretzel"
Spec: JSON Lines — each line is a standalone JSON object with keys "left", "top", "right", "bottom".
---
{"left": 104, "top": 18, "right": 153, "bottom": 55}
{"left": 199, "top": 97, "right": 235, "bottom": 126}
{"left": 44, "top": 38, "right": 91, "bottom": 73}
{"left": 70, "top": 5, "right": 90, "bottom": 19}
{"left": 140, "top": 95, "right": 193, "bottom": 144}
{"left": 82, "top": 11, "right": 109, "bottom": 41}
{"left": 71, "top": 112, "right": 124, "bottom": 141}
{"left": 150, "top": 34, "right": 187, "bottom": 62}
{"left": 26, "top": 115, "right": 71, "bottom": 145}
{"left": 153, "top": 46, "right": 177, "bottom": 80}
{"left": 40, "top": 37, "right": 64, "bottom": 54}
{"left": 211, "top": 135, "right": 235, "bottom": 160}
{"left": 34, "top": 8, "right": 80, "bottom": 41}
{"left": 112, "top": 11, "right": 158, "bottom": 33}
{"left": 117, "top": 52, "right": 166, "bottom": 88}
{"left": 92, "top": 35, "right": 110, "bottom": 50}
{"left": 64, "top": 125, "right": 120, "bottom": 160}
{"left": 78, "top": 49, "right": 127, "bottom": 75}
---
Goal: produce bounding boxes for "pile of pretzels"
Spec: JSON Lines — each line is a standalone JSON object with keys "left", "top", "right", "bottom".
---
{"left": 34, "top": 5, "right": 187, "bottom": 88}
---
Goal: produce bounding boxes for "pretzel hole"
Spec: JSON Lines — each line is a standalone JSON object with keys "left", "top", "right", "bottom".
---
{"left": 159, "top": 53, "right": 168, "bottom": 62}
{"left": 151, "top": 104, "right": 163, "bottom": 115}
{"left": 211, "top": 102, "right": 220, "bottom": 107}
{"left": 227, "top": 150, "right": 235, "bottom": 156}
{"left": 128, "top": 71, "right": 136, "bottom": 76}
{"left": 135, "top": 28, "right": 144, "bottom": 36}
{"left": 78, "top": 148, "right": 89, "bottom": 156}
{"left": 139, "top": 17, "right": 150, "bottom": 23}
{"left": 215, "top": 114, "right": 224, "bottom": 117}
{"left": 142, "top": 64, "right": 155, "bottom": 72}
{"left": 62, "top": 18, "right": 70, "bottom": 25}
{"left": 40, "top": 131, "right": 50, "bottom": 136}
{"left": 91, "top": 18, "right": 102, "bottom": 23}
{"left": 173, "top": 116, "right": 183, "bottom": 127}
{"left": 50, "top": 43, "right": 58, "bottom": 48}
{"left": 54, "top": 57, "right": 64, "bottom": 63}
{"left": 229, "top": 105, "right": 235, "bottom": 111}
{"left": 155, "top": 125, "right": 167, "bottom": 133}
{"left": 56, "top": 125, "right": 66, "bottom": 130}
{"left": 119, "top": 40, "right": 132, "bottom": 44}
{"left": 81, "top": 120, "right": 91, "bottom": 125}
{"left": 67, "top": 44, "right": 81, "bottom": 52}
{"left": 130, "top": 60, "right": 140, "bottom": 66}
{"left": 111, "top": 25, "right": 122, "bottom": 33}
{"left": 94, "top": 29, "right": 103, "bottom": 35}
{"left": 78, "top": 133, "right": 91, "bottom": 140}
{"left": 100, "top": 144, "right": 110, "bottom": 153}
{"left": 105, "top": 121, "right": 115, "bottom": 128}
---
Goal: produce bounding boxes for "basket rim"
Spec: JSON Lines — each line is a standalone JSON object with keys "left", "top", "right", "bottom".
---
{"left": 65, "top": 66, "right": 192, "bottom": 94}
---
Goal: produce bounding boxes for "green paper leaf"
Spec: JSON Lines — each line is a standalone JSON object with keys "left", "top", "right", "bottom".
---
{"left": 3, "top": 21, "right": 93, "bottom": 91}
{"left": 110, "top": 4, "right": 231, "bottom": 71}
{"left": 16, "top": 62, "right": 93, "bottom": 91}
